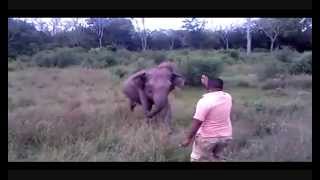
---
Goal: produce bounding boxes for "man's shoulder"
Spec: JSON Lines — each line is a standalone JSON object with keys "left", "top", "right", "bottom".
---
{"left": 221, "top": 91, "right": 232, "bottom": 98}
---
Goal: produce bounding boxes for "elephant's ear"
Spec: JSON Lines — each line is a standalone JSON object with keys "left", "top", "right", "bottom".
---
{"left": 171, "top": 73, "right": 185, "bottom": 88}
{"left": 132, "top": 70, "right": 146, "bottom": 89}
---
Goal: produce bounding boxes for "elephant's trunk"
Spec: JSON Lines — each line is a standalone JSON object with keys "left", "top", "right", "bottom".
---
{"left": 149, "top": 93, "right": 168, "bottom": 118}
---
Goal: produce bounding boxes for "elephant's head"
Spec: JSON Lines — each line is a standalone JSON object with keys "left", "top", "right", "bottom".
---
{"left": 133, "top": 61, "right": 184, "bottom": 117}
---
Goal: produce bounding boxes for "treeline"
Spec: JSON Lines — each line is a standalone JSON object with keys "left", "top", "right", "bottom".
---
{"left": 8, "top": 18, "right": 312, "bottom": 58}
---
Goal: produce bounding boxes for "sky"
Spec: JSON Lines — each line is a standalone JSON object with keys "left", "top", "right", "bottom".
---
{"left": 133, "top": 18, "right": 248, "bottom": 30}
{"left": 18, "top": 18, "right": 251, "bottom": 31}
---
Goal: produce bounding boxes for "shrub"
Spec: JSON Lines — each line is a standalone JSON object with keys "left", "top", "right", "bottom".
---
{"left": 96, "top": 53, "right": 117, "bottom": 68}
{"left": 110, "top": 66, "right": 129, "bottom": 78}
{"left": 223, "top": 75, "right": 256, "bottom": 88}
{"left": 16, "top": 55, "right": 32, "bottom": 63}
{"left": 257, "top": 60, "right": 288, "bottom": 81}
{"left": 179, "top": 57, "right": 223, "bottom": 86}
{"left": 261, "top": 74, "right": 312, "bottom": 90}
{"left": 285, "top": 74, "right": 312, "bottom": 89}
{"left": 229, "top": 49, "right": 240, "bottom": 59}
{"left": 132, "top": 57, "right": 155, "bottom": 72}
{"left": 8, "top": 61, "right": 27, "bottom": 71}
{"left": 253, "top": 48, "right": 269, "bottom": 53}
{"left": 289, "top": 51, "right": 312, "bottom": 74}
{"left": 32, "top": 47, "right": 86, "bottom": 68}
{"left": 219, "top": 49, "right": 240, "bottom": 59}
{"left": 221, "top": 55, "right": 237, "bottom": 65}
{"left": 83, "top": 49, "right": 119, "bottom": 68}
{"left": 237, "top": 80, "right": 251, "bottom": 87}
{"left": 115, "top": 48, "right": 135, "bottom": 65}
{"left": 106, "top": 45, "right": 117, "bottom": 52}
{"left": 139, "top": 50, "right": 167, "bottom": 64}
{"left": 274, "top": 46, "right": 299, "bottom": 63}
{"left": 261, "top": 78, "right": 284, "bottom": 90}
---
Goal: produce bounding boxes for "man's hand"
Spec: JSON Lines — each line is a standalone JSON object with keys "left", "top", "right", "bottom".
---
{"left": 180, "top": 119, "right": 202, "bottom": 148}
{"left": 180, "top": 137, "right": 193, "bottom": 148}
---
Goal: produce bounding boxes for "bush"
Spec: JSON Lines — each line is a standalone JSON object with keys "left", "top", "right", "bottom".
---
{"left": 261, "top": 78, "right": 284, "bottom": 90}
{"left": 8, "top": 57, "right": 15, "bottom": 62}
{"left": 8, "top": 61, "right": 28, "bottom": 71}
{"left": 16, "top": 55, "right": 32, "bottom": 63}
{"left": 274, "top": 46, "right": 299, "bottom": 63}
{"left": 110, "top": 66, "right": 129, "bottom": 78}
{"left": 179, "top": 57, "right": 223, "bottom": 86}
{"left": 223, "top": 75, "right": 256, "bottom": 89}
{"left": 253, "top": 48, "right": 269, "bottom": 53}
{"left": 261, "top": 74, "right": 312, "bottom": 90}
{"left": 132, "top": 57, "right": 155, "bottom": 72}
{"left": 106, "top": 45, "right": 117, "bottom": 52}
{"left": 257, "top": 60, "right": 288, "bottom": 81}
{"left": 32, "top": 47, "right": 86, "bottom": 68}
{"left": 83, "top": 49, "right": 119, "bottom": 68}
{"left": 289, "top": 51, "right": 312, "bottom": 74}
{"left": 285, "top": 74, "right": 312, "bottom": 89}
{"left": 139, "top": 50, "right": 167, "bottom": 64}
{"left": 229, "top": 49, "right": 240, "bottom": 59}
{"left": 115, "top": 48, "right": 135, "bottom": 65}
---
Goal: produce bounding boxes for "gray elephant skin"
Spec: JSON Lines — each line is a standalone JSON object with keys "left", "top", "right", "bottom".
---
{"left": 122, "top": 61, "right": 185, "bottom": 130}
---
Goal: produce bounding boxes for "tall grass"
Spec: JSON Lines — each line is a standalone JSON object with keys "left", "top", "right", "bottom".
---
{"left": 8, "top": 49, "right": 312, "bottom": 161}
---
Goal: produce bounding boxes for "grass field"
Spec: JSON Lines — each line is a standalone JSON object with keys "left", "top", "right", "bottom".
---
{"left": 8, "top": 63, "right": 312, "bottom": 161}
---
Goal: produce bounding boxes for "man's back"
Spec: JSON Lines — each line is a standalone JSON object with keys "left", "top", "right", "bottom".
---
{"left": 193, "top": 91, "right": 232, "bottom": 138}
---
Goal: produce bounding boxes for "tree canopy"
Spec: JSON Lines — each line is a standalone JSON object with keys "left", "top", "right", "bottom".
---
{"left": 8, "top": 18, "right": 312, "bottom": 58}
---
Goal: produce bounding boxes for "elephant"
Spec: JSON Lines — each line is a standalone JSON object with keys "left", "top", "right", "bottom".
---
{"left": 122, "top": 61, "right": 185, "bottom": 130}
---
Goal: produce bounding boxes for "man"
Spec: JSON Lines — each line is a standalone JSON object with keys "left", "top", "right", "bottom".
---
{"left": 180, "top": 75, "right": 233, "bottom": 162}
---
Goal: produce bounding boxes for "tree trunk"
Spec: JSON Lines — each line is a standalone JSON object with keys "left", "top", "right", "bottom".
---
{"left": 226, "top": 38, "right": 229, "bottom": 50}
{"left": 141, "top": 18, "right": 147, "bottom": 51}
{"left": 270, "top": 38, "right": 275, "bottom": 52}
{"left": 99, "top": 37, "right": 102, "bottom": 48}
{"left": 170, "top": 39, "right": 174, "bottom": 50}
{"left": 246, "top": 24, "right": 251, "bottom": 55}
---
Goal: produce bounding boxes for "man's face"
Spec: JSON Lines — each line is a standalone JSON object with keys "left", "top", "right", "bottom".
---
{"left": 201, "top": 75, "right": 208, "bottom": 89}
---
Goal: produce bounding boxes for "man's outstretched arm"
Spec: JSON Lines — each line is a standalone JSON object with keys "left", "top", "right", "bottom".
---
{"left": 180, "top": 118, "right": 202, "bottom": 147}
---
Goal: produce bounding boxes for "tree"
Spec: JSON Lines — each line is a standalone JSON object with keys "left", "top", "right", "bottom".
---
{"left": 217, "top": 24, "right": 234, "bottom": 50}
{"left": 103, "top": 18, "right": 135, "bottom": 48}
{"left": 277, "top": 18, "right": 312, "bottom": 52}
{"left": 63, "top": 18, "right": 83, "bottom": 47}
{"left": 182, "top": 18, "right": 207, "bottom": 48}
{"left": 165, "top": 30, "right": 177, "bottom": 50}
{"left": 149, "top": 30, "right": 171, "bottom": 50}
{"left": 8, "top": 18, "right": 50, "bottom": 57}
{"left": 255, "top": 18, "right": 288, "bottom": 52}
{"left": 245, "top": 18, "right": 253, "bottom": 55}
{"left": 50, "top": 18, "right": 62, "bottom": 35}
{"left": 33, "top": 18, "right": 50, "bottom": 34}
{"left": 87, "top": 18, "right": 110, "bottom": 48}
{"left": 132, "top": 18, "right": 148, "bottom": 51}
{"left": 227, "top": 27, "right": 246, "bottom": 49}
{"left": 201, "top": 30, "right": 222, "bottom": 49}
{"left": 182, "top": 18, "right": 206, "bottom": 32}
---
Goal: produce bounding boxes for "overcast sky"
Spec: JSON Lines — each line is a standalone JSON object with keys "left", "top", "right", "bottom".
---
{"left": 133, "top": 18, "right": 248, "bottom": 30}
{"left": 17, "top": 18, "right": 252, "bottom": 31}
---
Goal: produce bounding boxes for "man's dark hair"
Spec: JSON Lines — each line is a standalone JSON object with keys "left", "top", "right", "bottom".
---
{"left": 207, "top": 78, "right": 223, "bottom": 90}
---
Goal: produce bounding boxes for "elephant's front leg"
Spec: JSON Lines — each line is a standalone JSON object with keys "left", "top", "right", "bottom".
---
{"left": 129, "top": 100, "right": 137, "bottom": 112}
{"left": 163, "top": 102, "right": 173, "bottom": 134}
{"left": 138, "top": 89, "right": 152, "bottom": 122}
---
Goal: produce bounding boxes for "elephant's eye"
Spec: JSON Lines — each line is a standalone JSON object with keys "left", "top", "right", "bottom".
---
{"left": 147, "top": 89, "right": 152, "bottom": 94}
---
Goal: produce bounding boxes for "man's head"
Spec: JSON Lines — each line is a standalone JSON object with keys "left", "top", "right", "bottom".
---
{"left": 201, "top": 75, "right": 223, "bottom": 91}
